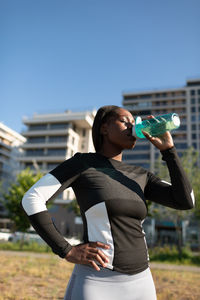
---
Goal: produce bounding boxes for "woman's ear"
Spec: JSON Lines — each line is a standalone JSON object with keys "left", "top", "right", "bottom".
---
{"left": 100, "top": 123, "right": 108, "bottom": 135}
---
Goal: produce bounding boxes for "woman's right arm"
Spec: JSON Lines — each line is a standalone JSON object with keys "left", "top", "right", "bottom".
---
{"left": 21, "top": 153, "right": 110, "bottom": 269}
{"left": 22, "top": 172, "right": 78, "bottom": 257}
{"left": 21, "top": 153, "right": 83, "bottom": 257}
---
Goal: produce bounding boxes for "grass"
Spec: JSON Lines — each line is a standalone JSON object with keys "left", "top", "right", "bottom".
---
{"left": 0, "top": 251, "right": 200, "bottom": 300}
{"left": 0, "top": 241, "right": 52, "bottom": 253}
{"left": 0, "top": 252, "right": 73, "bottom": 300}
{"left": 152, "top": 269, "right": 200, "bottom": 300}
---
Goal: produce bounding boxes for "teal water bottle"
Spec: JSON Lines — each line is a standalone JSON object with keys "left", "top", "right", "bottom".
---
{"left": 132, "top": 113, "right": 180, "bottom": 139}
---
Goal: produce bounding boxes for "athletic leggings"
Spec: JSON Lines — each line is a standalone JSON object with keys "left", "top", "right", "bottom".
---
{"left": 64, "top": 264, "right": 157, "bottom": 300}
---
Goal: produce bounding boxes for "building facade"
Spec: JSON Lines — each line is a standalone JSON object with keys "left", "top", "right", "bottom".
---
{"left": 122, "top": 78, "right": 200, "bottom": 172}
{"left": 19, "top": 110, "right": 96, "bottom": 236}
{"left": 0, "top": 122, "right": 26, "bottom": 227}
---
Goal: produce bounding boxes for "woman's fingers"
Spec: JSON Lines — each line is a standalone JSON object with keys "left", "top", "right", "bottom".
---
{"left": 65, "top": 242, "right": 110, "bottom": 271}
{"left": 88, "top": 247, "right": 109, "bottom": 265}
{"left": 88, "top": 242, "right": 110, "bottom": 267}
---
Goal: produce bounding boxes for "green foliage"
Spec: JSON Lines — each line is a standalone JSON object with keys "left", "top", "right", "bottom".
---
{"left": 0, "top": 241, "right": 51, "bottom": 253}
{"left": 151, "top": 147, "right": 200, "bottom": 256}
{"left": 67, "top": 199, "right": 81, "bottom": 216}
{"left": 149, "top": 245, "right": 200, "bottom": 266}
{"left": 181, "top": 147, "right": 200, "bottom": 218}
{"left": 153, "top": 146, "right": 200, "bottom": 219}
{"left": 1, "top": 168, "right": 43, "bottom": 232}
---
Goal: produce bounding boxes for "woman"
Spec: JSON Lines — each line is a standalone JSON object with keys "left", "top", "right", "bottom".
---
{"left": 22, "top": 105, "right": 195, "bottom": 300}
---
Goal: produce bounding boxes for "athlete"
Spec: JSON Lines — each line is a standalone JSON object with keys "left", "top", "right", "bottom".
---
{"left": 21, "top": 105, "right": 195, "bottom": 300}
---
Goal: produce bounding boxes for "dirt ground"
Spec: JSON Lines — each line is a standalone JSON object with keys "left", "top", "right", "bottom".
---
{"left": 0, "top": 251, "right": 200, "bottom": 300}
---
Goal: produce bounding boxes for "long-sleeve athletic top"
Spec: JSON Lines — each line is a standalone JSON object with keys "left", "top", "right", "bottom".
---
{"left": 21, "top": 147, "right": 195, "bottom": 275}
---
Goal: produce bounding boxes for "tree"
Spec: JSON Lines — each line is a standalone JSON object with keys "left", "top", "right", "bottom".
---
{"left": 151, "top": 147, "right": 200, "bottom": 257}
{"left": 1, "top": 168, "right": 43, "bottom": 234}
{"left": 181, "top": 147, "right": 200, "bottom": 219}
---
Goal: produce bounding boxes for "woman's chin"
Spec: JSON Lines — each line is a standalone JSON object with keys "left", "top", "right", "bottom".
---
{"left": 126, "top": 140, "right": 137, "bottom": 150}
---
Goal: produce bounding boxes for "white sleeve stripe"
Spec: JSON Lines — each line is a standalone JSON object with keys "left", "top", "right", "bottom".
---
{"left": 191, "top": 190, "right": 195, "bottom": 205}
{"left": 161, "top": 180, "right": 172, "bottom": 185}
{"left": 22, "top": 173, "right": 61, "bottom": 216}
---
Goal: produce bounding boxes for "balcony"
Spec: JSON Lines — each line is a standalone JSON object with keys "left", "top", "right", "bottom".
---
{"left": 21, "top": 129, "right": 70, "bottom": 137}
{"left": 22, "top": 142, "right": 69, "bottom": 149}
{"left": 18, "top": 155, "right": 67, "bottom": 163}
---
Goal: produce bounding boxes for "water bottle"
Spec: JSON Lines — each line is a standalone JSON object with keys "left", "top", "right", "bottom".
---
{"left": 132, "top": 113, "right": 180, "bottom": 139}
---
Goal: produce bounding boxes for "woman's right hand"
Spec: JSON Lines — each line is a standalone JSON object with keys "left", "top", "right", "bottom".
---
{"left": 65, "top": 241, "right": 110, "bottom": 271}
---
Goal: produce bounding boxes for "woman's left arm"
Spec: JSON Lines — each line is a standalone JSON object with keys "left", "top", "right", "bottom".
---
{"left": 143, "top": 130, "right": 195, "bottom": 210}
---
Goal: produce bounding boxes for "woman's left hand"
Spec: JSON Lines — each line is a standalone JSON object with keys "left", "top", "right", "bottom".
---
{"left": 142, "top": 130, "right": 174, "bottom": 151}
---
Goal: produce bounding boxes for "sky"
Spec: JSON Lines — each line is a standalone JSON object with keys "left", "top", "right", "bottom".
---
{"left": 1, "top": 0, "right": 200, "bottom": 134}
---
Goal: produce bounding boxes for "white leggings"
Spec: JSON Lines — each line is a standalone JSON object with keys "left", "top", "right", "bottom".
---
{"left": 64, "top": 264, "right": 157, "bottom": 300}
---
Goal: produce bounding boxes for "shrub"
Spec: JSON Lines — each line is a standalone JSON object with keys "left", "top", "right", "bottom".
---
{"left": 149, "top": 245, "right": 200, "bottom": 265}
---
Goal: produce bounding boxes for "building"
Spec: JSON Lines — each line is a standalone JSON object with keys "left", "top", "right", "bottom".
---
{"left": 0, "top": 122, "right": 26, "bottom": 228}
{"left": 122, "top": 78, "right": 200, "bottom": 172}
{"left": 19, "top": 110, "right": 96, "bottom": 236}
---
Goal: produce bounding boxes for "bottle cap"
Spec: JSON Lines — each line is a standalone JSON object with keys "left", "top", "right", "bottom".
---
{"left": 172, "top": 114, "right": 180, "bottom": 127}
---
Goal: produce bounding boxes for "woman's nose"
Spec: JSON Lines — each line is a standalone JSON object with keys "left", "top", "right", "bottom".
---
{"left": 126, "top": 122, "right": 133, "bottom": 129}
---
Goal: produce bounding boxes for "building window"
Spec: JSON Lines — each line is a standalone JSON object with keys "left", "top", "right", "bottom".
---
{"left": 47, "top": 149, "right": 66, "bottom": 156}
{"left": 82, "top": 129, "right": 86, "bottom": 137}
{"left": 175, "top": 143, "right": 187, "bottom": 149}
{"left": 140, "top": 94, "right": 152, "bottom": 99}
{"left": 138, "top": 102, "right": 152, "bottom": 108}
{"left": 179, "top": 124, "right": 187, "bottom": 130}
{"left": 137, "top": 110, "right": 152, "bottom": 116}
{"left": 191, "top": 98, "right": 196, "bottom": 104}
{"left": 49, "top": 123, "right": 69, "bottom": 130}
{"left": 48, "top": 136, "right": 68, "bottom": 143}
{"left": 192, "top": 124, "right": 196, "bottom": 130}
{"left": 190, "top": 90, "right": 196, "bottom": 96}
{"left": 191, "top": 107, "right": 196, "bottom": 113}
{"left": 132, "top": 144, "right": 150, "bottom": 151}
{"left": 27, "top": 137, "right": 45, "bottom": 143}
{"left": 29, "top": 124, "right": 47, "bottom": 131}
{"left": 25, "top": 162, "right": 42, "bottom": 170}
{"left": 122, "top": 154, "right": 150, "bottom": 160}
{"left": 192, "top": 143, "right": 197, "bottom": 149}
{"left": 47, "top": 163, "right": 59, "bottom": 170}
{"left": 26, "top": 149, "right": 44, "bottom": 156}
{"left": 191, "top": 115, "right": 196, "bottom": 122}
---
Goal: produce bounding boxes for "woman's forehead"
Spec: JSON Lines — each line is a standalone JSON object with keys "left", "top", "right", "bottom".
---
{"left": 116, "top": 109, "right": 134, "bottom": 119}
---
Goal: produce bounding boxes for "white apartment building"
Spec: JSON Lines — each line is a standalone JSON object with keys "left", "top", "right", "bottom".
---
{"left": 19, "top": 110, "right": 96, "bottom": 204}
{"left": 122, "top": 78, "right": 200, "bottom": 171}
{"left": 0, "top": 122, "right": 26, "bottom": 181}
{"left": 0, "top": 122, "right": 26, "bottom": 225}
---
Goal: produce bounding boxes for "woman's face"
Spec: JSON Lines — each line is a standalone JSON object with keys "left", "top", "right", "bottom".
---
{"left": 101, "top": 108, "right": 136, "bottom": 151}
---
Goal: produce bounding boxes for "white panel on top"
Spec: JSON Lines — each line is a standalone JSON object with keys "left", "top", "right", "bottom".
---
{"left": 22, "top": 173, "right": 61, "bottom": 216}
{"left": 85, "top": 202, "right": 114, "bottom": 270}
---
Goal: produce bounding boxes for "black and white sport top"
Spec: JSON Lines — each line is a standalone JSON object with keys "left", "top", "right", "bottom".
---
{"left": 21, "top": 147, "right": 195, "bottom": 275}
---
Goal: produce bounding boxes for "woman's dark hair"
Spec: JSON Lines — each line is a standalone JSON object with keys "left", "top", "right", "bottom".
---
{"left": 92, "top": 105, "right": 121, "bottom": 152}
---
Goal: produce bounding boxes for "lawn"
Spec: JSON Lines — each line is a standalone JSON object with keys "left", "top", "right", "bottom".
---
{"left": 0, "top": 251, "right": 200, "bottom": 300}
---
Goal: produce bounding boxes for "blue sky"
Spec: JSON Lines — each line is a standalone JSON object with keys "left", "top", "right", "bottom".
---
{"left": 1, "top": 0, "right": 200, "bottom": 133}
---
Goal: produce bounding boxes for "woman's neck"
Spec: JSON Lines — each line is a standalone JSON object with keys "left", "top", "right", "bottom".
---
{"left": 98, "top": 148, "right": 122, "bottom": 161}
